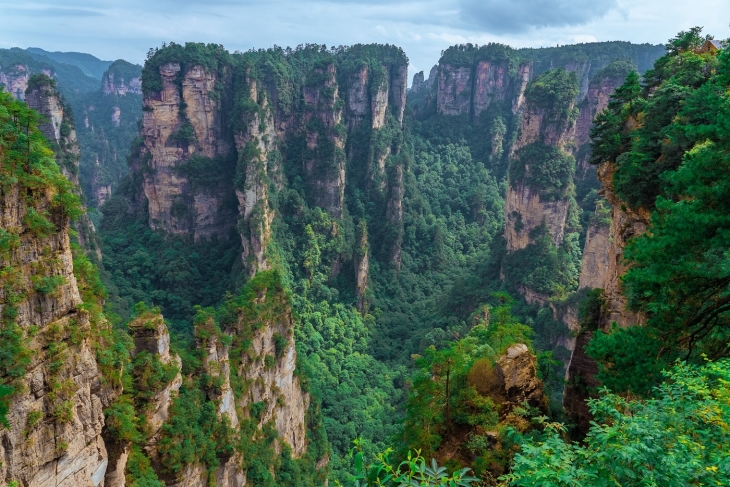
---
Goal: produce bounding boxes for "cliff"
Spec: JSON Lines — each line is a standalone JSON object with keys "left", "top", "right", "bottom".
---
{"left": 435, "top": 46, "right": 530, "bottom": 119}
{"left": 132, "top": 43, "right": 408, "bottom": 280}
{"left": 24, "top": 75, "right": 100, "bottom": 258}
{"left": 77, "top": 60, "right": 143, "bottom": 207}
{"left": 140, "top": 60, "right": 236, "bottom": 241}
{"left": 0, "top": 89, "right": 119, "bottom": 487}
{"left": 101, "top": 61, "right": 142, "bottom": 96}
{"left": 502, "top": 67, "right": 579, "bottom": 303}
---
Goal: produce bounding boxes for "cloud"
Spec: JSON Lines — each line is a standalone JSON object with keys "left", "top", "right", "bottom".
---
{"left": 457, "top": 0, "right": 618, "bottom": 33}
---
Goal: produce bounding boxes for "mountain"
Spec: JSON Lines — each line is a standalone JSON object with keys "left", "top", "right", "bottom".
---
{"left": 25, "top": 47, "right": 113, "bottom": 79}
{"left": 3, "top": 30, "right": 729, "bottom": 487}
{"left": 0, "top": 48, "right": 99, "bottom": 97}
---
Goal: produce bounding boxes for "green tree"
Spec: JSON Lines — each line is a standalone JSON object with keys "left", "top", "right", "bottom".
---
{"left": 503, "top": 359, "right": 730, "bottom": 486}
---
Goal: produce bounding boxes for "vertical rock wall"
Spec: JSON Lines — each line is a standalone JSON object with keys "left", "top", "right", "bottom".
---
{"left": 141, "top": 62, "right": 236, "bottom": 241}
{"left": 0, "top": 128, "right": 117, "bottom": 487}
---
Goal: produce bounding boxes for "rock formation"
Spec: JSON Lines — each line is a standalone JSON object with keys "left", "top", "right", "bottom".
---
{"left": 135, "top": 44, "right": 409, "bottom": 281}
{"left": 0, "top": 64, "right": 32, "bottom": 100}
{"left": 25, "top": 75, "right": 100, "bottom": 258}
{"left": 0, "top": 92, "right": 118, "bottom": 486}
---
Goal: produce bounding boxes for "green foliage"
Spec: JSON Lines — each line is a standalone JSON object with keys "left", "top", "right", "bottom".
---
{"left": 519, "top": 41, "right": 665, "bottom": 80}
{"left": 0, "top": 383, "right": 11, "bottom": 428}
{"left": 75, "top": 84, "right": 142, "bottom": 208}
{"left": 127, "top": 446, "right": 164, "bottom": 487}
{"left": 99, "top": 194, "right": 242, "bottom": 330}
{"left": 0, "top": 88, "right": 83, "bottom": 400}
{"left": 503, "top": 225, "right": 578, "bottom": 296}
{"left": 585, "top": 30, "right": 730, "bottom": 391}
{"left": 439, "top": 43, "right": 518, "bottom": 72}
{"left": 510, "top": 142, "right": 575, "bottom": 200}
{"left": 342, "top": 444, "right": 479, "bottom": 487}
{"left": 142, "top": 42, "right": 231, "bottom": 95}
{"left": 32, "top": 275, "right": 66, "bottom": 295}
{"left": 504, "top": 359, "right": 730, "bottom": 486}
{"left": 157, "top": 384, "right": 236, "bottom": 474}
{"left": 591, "top": 28, "right": 720, "bottom": 208}
{"left": 400, "top": 299, "right": 537, "bottom": 478}
{"left": 524, "top": 68, "right": 579, "bottom": 128}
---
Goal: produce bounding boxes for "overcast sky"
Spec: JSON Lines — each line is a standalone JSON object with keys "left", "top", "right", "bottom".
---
{"left": 2, "top": 0, "right": 729, "bottom": 83}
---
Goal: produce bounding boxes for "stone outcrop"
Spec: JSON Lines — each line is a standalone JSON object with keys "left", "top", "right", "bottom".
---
{"left": 472, "top": 60, "right": 513, "bottom": 117}
{"left": 0, "top": 64, "right": 32, "bottom": 100}
{"left": 354, "top": 222, "right": 369, "bottom": 312}
{"left": 503, "top": 76, "right": 577, "bottom": 264}
{"left": 0, "top": 120, "right": 118, "bottom": 487}
{"left": 435, "top": 60, "right": 531, "bottom": 118}
{"left": 410, "top": 71, "right": 424, "bottom": 94}
{"left": 235, "top": 93, "right": 275, "bottom": 276}
{"left": 102, "top": 67, "right": 142, "bottom": 96}
{"left": 25, "top": 75, "right": 100, "bottom": 258}
{"left": 562, "top": 161, "right": 649, "bottom": 428}
{"left": 591, "top": 163, "right": 648, "bottom": 329}
{"left": 128, "top": 313, "right": 183, "bottom": 441}
{"left": 141, "top": 62, "right": 236, "bottom": 241}
{"left": 437, "top": 65, "right": 472, "bottom": 116}
{"left": 495, "top": 344, "right": 548, "bottom": 411}
{"left": 302, "top": 63, "right": 346, "bottom": 218}
{"left": 238, "top": 312, "right": 310, "bottom": 457}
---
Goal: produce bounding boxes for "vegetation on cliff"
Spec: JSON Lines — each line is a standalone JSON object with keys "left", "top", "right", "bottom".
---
{"left": 588, "top": 28, "right": 730, "bottom": 393}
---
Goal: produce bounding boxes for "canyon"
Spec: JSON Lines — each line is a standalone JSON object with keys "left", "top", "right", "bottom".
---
{"left": 0, "top": 39, "right": 672, "bottom": 486}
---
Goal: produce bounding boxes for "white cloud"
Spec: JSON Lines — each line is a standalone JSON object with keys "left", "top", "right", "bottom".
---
{"left": 0, "top": 0, "right": 728, "bottom": 86}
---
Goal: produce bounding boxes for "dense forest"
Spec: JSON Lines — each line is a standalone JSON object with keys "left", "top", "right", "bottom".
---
{"left": 1, "top": 27, "right": 729, "bottom": 487}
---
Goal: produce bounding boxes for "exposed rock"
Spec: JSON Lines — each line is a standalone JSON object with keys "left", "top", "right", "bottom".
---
{"left": 354, "top": 223, "right": 369, "bottom": 312}
{"left": 0, "top": 128, "right": 117, "bottom": 487}
{"left": 0, "top": 64, "right": 31, "bottom": 100}
{"left": 235, "top": 100, "right": 275, "bottom": 276}
{"left": 504, "top": 182, "right": 570, "bottom": 253}
{"left": 389, "top": 63, "right": 408, "bottom": 125}
{"left": 437, "top": 65, "right": 471, "bottom": 116}
{"left": 511, "top": 63, "right": 532, "bottom": 114}
{"left": 111, "top": 106, "right": 120, "bottom": 127}
{"left": 347, "top": 66, "right": 369, "bottom": 129}
{"left": 473, "top": 60, "right": 512, "bottom": 117}
{"left": 25, "top": 75, "right": 100, "bottom": 260}
{"left": 201, "top": 333, "right": 239, "bottom": 428}
{"left": 141, "top": 62, "right": 236, "bottom": 241}
{"left": 302, "top": 63, "right": 346, "bottom": 219}
{"left": 128, "top": 313, "right": 183, "bottom": 441}
{"left": 102, "top": 73, "right": 141, "bottom": 96}
{"left": 578, "top": 218, "right": 611, "bottom": 290}
{"left": 386, "top": 164, "right": 404, "bottom": 269}
{"left": 594, "top": 162, "right": 649, "bottom": 329}
{"left": 411, "top": 71, "right": 424, "bottom": 94}
{"left": 496, "top": 344, "right": 547, "bottom": 411}
{"left": 233, "top": 281, "right": 310, "bottom": 457}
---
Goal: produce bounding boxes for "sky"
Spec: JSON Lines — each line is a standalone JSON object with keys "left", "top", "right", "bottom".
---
{"left": 1, "top": 0, "right": 729, "bottom": 83}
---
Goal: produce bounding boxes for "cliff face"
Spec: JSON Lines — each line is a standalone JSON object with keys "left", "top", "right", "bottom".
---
{"left": 141, "top": 62, "right": 236, "bottom": 241}
{"left": 136, "top": 45, "right": 409, "bottom": 279}
{"left": 591, "top": 163, "right": 648, "bottom": 328}
{"left": 25, "top": 76, "right": 100, "bottom": 258}
{"left": 503, "top": 73, "right": 578, "bottom": 293}
{"left": 102, "top": 72, "right": 141, "bottom": 96}
{"left": 0, "top": 64, "right": 32, "bottom": 100}
{"left": 77, "top": 60, "right": 144, "bottom": 208}
{"left": 436, "top": 65, "right": 472, "bottom": 116}
{"left": 0, "top": 93, "right": 119, "bottom": 487}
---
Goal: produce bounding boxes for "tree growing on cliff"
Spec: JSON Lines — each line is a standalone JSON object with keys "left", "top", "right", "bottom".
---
{"left": 503, "top": 359, "right": 730, "bottom": 486}
{"left": 586, "top": 29, "right": 730, "bottom": 393}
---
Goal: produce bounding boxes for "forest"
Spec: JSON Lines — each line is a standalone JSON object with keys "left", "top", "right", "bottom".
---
{"left": 0, "top": 26, "right": 729, "bottom": 487}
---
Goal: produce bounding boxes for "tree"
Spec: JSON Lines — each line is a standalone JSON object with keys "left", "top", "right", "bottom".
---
{"left": 503, "top": 359, "right": 730, "bottom": 486}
